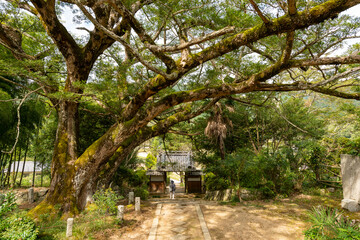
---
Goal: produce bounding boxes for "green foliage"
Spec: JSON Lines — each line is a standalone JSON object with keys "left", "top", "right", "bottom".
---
{"left": 259, "top": 181, "right": 276, "bottom": 199}
{"left": 78, "top": 106, "right": 114, "bottom": 155}
{"left": 0, "top": 192, "right": 38, "bottom": 240}
{"left": 333, "top": 137, "right": 360, "bottom": 157}
{"left": 18, "top": 173, "right": 51, "bottom": 187}
{"left": 279, "top": 171, "right": 297, "bottom": 196}
{"left": 1, "top": 213, "right": 39, "bottom": 240}
{"left": 204, "top": 172, "right": 230, "bottom": 191}
{"left": 0, "top": 84, "right": 45, "bottom": 150}
{"left": 113, "top": 168, "right": 149, "bottom": 199}
{"left": 304, "top": 207, "right": 360, "bottom": 240}
{"left": 304, "top": 143, "right": 326, "bottom": 180}
{"left": 113, "top": 167, "right": 149, "bottom": 193}
{"left": 192, "top": 95, "right": 329, "bottom": 198}
{"left": 38, "top": 206, "right": 120, "bottom": 239}
{"left": 0, "top": 192, "right": 17, "bottom": 217}
{"left": 239, "top": 151, "right": 296, "bottom": 196}
{"left": 31, "top": 113, "right": 57, "bottom": 172}
{"left": 0, "top": 89, "right": 14, "bottom": 138}
{"left": 93, "top": 188, "right": 123, "bottom": 215}
{"left": 3, "top": 0, "right": 360, "bottom": 219}
{"left": 145, "top": 153, "right": 157, "bottom": 169}
{"left": 134, "top": 186, "right": 149, "bottom": 200}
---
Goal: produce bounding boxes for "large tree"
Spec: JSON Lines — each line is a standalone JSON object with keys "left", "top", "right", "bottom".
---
{"left": 1, "top": 0, "right": 360, "bottom": 216}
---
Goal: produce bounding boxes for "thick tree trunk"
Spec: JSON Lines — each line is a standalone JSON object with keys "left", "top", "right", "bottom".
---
{"left": 30, "top": 107, "right": 167, "bottom": 218}
{"left": 30, "top": 99, "right": 80, "bottom": 215}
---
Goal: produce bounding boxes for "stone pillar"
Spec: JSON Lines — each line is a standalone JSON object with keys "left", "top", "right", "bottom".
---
{"left": 129, "top": 191, "right": 134, "bottom": 204}
{"left": 135, "top": 197, "right": 140, "bottom": 212}
{"left": 341, "top": 154, "right": 360, "bottom": 212}
{"left": 66, "top": 218, "right": 74, "bottom": 238}
{"left": 223, "top": 189, "right": 232, "bottom": 201}
{"left": 28, "top": 187, "right": 34, "bottom": 203}
{"left": 117, "top": 205, "right": 124, "bottom": 220}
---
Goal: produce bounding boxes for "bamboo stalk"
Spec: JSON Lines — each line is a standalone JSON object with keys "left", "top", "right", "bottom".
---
{"left": 19, "top": 140, "right": 29, "bottom": 187}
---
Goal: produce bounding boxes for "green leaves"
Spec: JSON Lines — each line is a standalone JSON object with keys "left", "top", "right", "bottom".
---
{"left": 0, "top": 89, "right": 15, "bottom": 137}
{"left": 0, "top": 192, "right": 38, "bottom": 240}
{"left": 0, "top": 213, "right": 39, "bottom": 240}
{"left": 92, "top": 188, "right": 123, "bottom": 215}
{"left": 0, "top": 192, "right": 17, "bottom": 218}
{"left": 304, "top": 206, "right": 360, "bottom": 240}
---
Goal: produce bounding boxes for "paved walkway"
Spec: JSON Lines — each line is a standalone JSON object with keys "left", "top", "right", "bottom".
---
{"left": 148, "top": 200, "right": 211, "bottom": 240}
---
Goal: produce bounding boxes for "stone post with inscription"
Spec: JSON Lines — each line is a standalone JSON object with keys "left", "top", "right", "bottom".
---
{"left": 341, "top": 154, "right": 360, "bottom": 212}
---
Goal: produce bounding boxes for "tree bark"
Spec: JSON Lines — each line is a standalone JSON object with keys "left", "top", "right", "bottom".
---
{"left": 31, "top": 121, "right": 149, "bottom": 216}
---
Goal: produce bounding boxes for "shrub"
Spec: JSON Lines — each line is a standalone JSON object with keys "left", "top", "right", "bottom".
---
{"left": 134, "top": 186, "right": 149, "bottom": 200}
{"left": 279, "top": 171, "right": 296, "bottom": 196}
{"left": 259, "top": 185, "right": 276, "bottom": 199}
{"left": 1, "top": 213, "right": 39, "bottom": 240}
{"left": 0, "top": 192, "right": 38, "bottom": 240}
{"left": 93, "top": 188, "right": 123, "bottom": 215}
{"left": 205, "top": 172, "right": 230, "bottom": 191}
{"left": 304, "top": 206, "right": 360, "bottom": 240}
{"left": 113, "top": 167, "right": 149, "bottom": 195}
{"left": 0, "top": 192, "right": 17, "bottom": 217}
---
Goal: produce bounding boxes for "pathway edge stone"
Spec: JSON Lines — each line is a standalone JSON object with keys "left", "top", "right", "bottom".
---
{"left": 148, "top": 204, "right": 162, "bottom": 240}
{"left": 196, "top": 204, "right": 212, "bottom": 240}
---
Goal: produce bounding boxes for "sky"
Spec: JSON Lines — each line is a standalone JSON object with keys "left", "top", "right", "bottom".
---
{"left": 343, "top": 4, "right": 360, "bottom": 16}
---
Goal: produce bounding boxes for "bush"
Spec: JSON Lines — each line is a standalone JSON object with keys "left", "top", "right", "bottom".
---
{"left": 93, "top": 188, "right": 123, "bottom": 215}
{"left": 205, "top": 172, "right": 230, "bottom": 191}
{"left": 1, "top": 213, "right": 39, "bottom": 240}
{"left": 0, "top": 192, "right": 38, "bottom": 240}
{"left": 134, "top": 186, "right": 149, "bottom": 200}
{"left": 0, "top": 192, "right": 17, "bottom": 217}
{"left": 259, "top": 182, "right": 276, "bottom": 199}
{"left": 304, "top": 206, "right": 360, "bottom": 240}
{"left": 113, "top": 167, "right": 149, "bottom": 196}
{"left": 279, "top": 172, "right": 296, "bottom": 196}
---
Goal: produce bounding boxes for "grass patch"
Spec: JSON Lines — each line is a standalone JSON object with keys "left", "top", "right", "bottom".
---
{"left": 38, "top": 210, "right": 120, "bottom": 240}
{"left": 244, "top": 202, "right": 266, "bottom": 209}
{"left": 6, "top": 173, "right": 51, "bottom": 188}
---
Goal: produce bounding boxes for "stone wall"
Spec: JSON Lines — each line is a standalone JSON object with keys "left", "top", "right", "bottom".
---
{"left": 341, "top": 154, "right": 360, "bottom": 212}
{"left": 14, "top": 189, "right": 48, "bottom": 204}
{"left": 204, "top": 188, "right": 257, "bottom": 202}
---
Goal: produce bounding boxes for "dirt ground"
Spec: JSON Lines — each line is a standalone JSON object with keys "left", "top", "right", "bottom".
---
{"left": 106, "top": 192, "right": 360, "bottom": 240}
{"left": 9, "top": 188, "right": 359, "bottom": 240}
{"left": 108, "top": 197, "right": 312, "bottom": 240}
{"left": 202, "top": 203, "right": 306, "bottom": 240}
{"left": 105, "top": 201, "right": 157, "bottom": 240}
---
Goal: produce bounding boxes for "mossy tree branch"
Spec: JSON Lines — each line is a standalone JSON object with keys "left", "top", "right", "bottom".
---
{"left": 117, "top": 0, "right": 360, "bottom": 122}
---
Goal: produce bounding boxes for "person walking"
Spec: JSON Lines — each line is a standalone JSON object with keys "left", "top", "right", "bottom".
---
{"left": 169, "top": 180, "right": 176, "bottom": 199}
